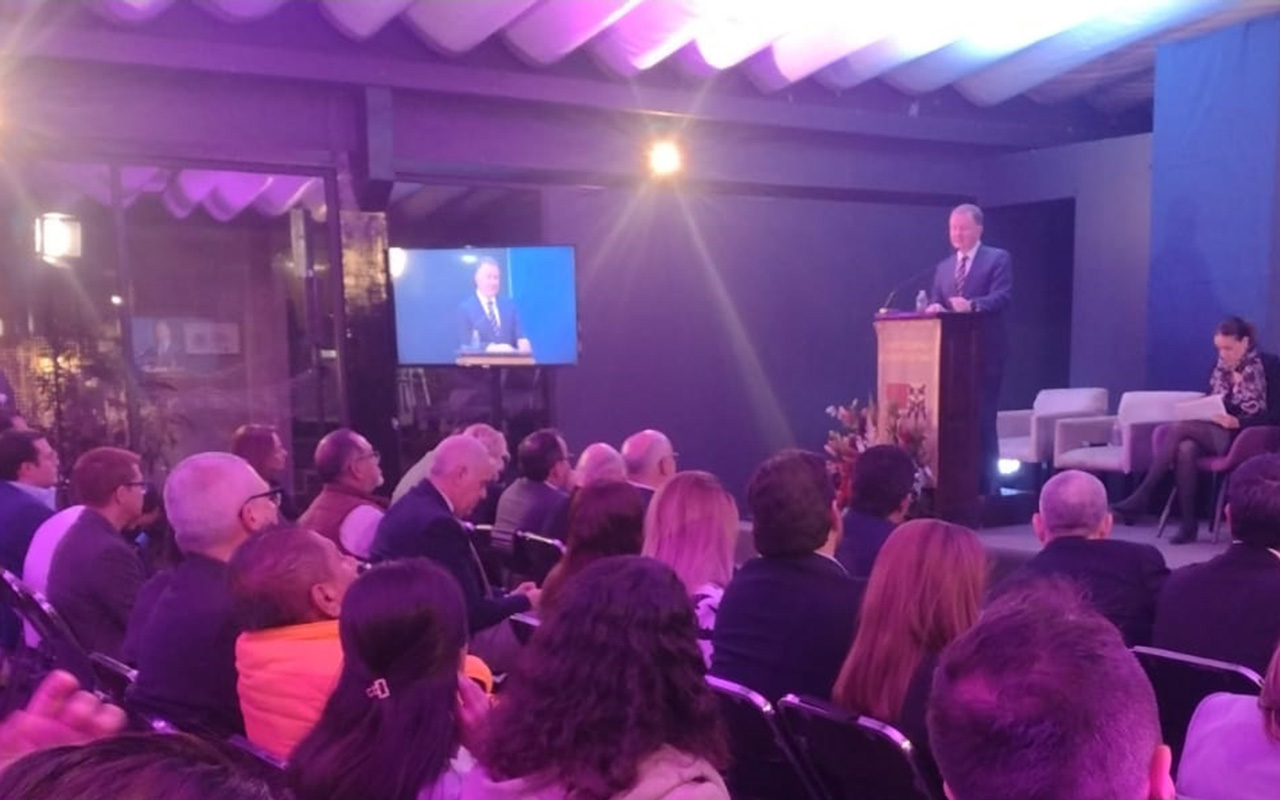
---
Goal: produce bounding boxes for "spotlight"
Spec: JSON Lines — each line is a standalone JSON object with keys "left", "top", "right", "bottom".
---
{"left": 648, "top": 140, "right": 682, "bottom": 177}
{"left": 109, "top": 295, "right": 123, "bottom": 307}
{"left": 388, "top": 247, "right": 407, "bottom": 279}
{"left": 34, "top": 213, "right": 82, "bottom": 264}
{"left": 997, "top": 459, "right": 1022, "bottom": 476}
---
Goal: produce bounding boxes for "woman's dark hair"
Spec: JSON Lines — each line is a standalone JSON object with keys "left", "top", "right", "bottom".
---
{"left": 231, "top": 424, "right": 280, "bottom": 479}
{"left": 1217, "top": 316, "right": 1257, "bottom": 344}
{"left": 0, "top": 733, "right": 284, "bottom": 800}
{"left": 288, "top": 559, "right": 467, "bottom": 800}
{"left": 477, "top": 556, "right": 727, "bottom": 800}
{"left": 539, "top": 481, "right": 644, "bottom": 610}
{"left": 748, "top": 449, "right": 835, "bottom": 557}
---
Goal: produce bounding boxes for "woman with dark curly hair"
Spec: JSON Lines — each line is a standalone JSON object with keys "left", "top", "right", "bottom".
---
{"left": 461, "top": 556, "right": 729, "bottom": 800}
{"left": 537, "top": 481, "right": 644, "bottom": 612}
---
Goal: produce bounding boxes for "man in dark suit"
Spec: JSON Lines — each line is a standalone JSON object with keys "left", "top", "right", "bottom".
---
{"left": 493, "top": 428, "right": 571, "bottom": 536}
{"left": 47, "top": 448, "right": 147, "bottom": 659}
{"left": 836, "top": 445, "right": 915, "bottom": 579}
{"left": 0, "top": 429, "right": 58, "bottom": 648}
{"left": 1153, "top": 453, "right": 1280, "bottom": 675}
{"left": 998, "top": 470, "right": 1168, "bottom": 646}
{"left": 926, "top": 204, "right": 1013, "bottom": 494}
{"left": 711, "top": 450, "right": 864, "bottom": 701}
{"left": 458, "top": 257, "right": 530, "bottom": 353}
{"left": 372, "top": 434, "right": 539, "bottom": 672}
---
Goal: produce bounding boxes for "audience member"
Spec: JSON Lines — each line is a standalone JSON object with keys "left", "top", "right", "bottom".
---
{"left": 621, "top": 429, "right": 677, "bottom": 509}
{"left": 299, "top": 428, "right": 387, "bottom": 558}
{"left": 1114, "top": 317, "right": 1280, "bottom": 543}
{"left": 1179, "top": 637, "right": 1280, "bottom": 800}
{"left": 0, "top": 670, "right": 125, "bottom": 774}
{"left": 1000, "top": 470, "right": 1168, "bottom": 646}
{"left": 392, "top": 423, "right": 510, "bottom": 509}
{"left": 125, "top": 452, "right": 280, "bottom": 735}
{"left": 835, "top": 444, "right": 915, "bottom": 578}
{"left": 493, "top": 429, "right": 571, "bottom": 536}
{"left": 0, "top": 732, "right": 286, "bottom": 800}
{"left": 542, "top": 442, "right": 626, "bottom": 542}
{"left": 46, "top": 448, "right": 147, "bottom": 659}
{"left": 21, "top": 507, "right": 83, "bottom": 600}
{"left": 641, "top": 471, "right": 738, "bottom": 664}
{"left": 0, "top": 430, "right": 57, "bottom": 648}
{"left": 132, "top": 488, "right": 181, "bottom": 576}
{"left": 833, "top": 519, "right": 985, "bottom": 781}
{"left": 289, "top": 559, "right": 481, "bottom": 800}
{"left": 229, "top": 525, "right": 359, "bottom": 760}
{"left": 463, "top": 556, "right": 729, "bottom": 800}
{"left": 1153, "top": 453, "right": 1280, "bottom": 674}
{"left": 539, "top": 481, "right": 644, "bottom": 612}
{"left": 928, "top": 582, "right": 1176, "bottom": 800}
{"left": 711, "top": 450, "right": 863, "bottom": 701}
{"left": 372, "top": 435, "right": 538, "bottom": 673}
{"left": 232, "top": 423, "right": 297, "bottom": 521}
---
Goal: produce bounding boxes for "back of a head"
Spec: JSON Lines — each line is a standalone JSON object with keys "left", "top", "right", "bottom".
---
{"left": 229, "top": 526, "right": 335, "bottom": 632}
{"left": 0, "top": 732, "right": 285, "bottom": 800}
{"left": 621, "top": 429, "right": 671, "bottom": 480}
{"left": 850, "top": 445, "right": 916, "bottom": 518}
{"left": 927, "top": 581, "right": 1163, "bottom": 800}
{"left": 71, "top": 447, "right": 140, "bottom": 508}
{"left": 164, "top": 452, "right": 262, "bottom": 557}
{"left": 478, "top": 556, "right": 726, "bottom": 800}
{"left": 1038, "top": 470, "right": 1109, "bottom": 538}
{"left": 516, "top": 428, "right": 564, "bottom": 482}
{"left": 0, "top": 429, "right": 43, "bottom": 482}
{"left": 834, "top": 519, "right": 986, "bottom": 720}
{"left": 747, "top": 449, "right": 834, "bottom": 558}
{"left": 575, "top": 442, "right": 626, "bottom": 487}
{"left": 1227, "top": 454, "right": 1280, "bottom": 548}
{"left": 642, "top": 471, "right": 738, "bottom": 594}
{"left": 462, "top": 423, "right": 507, "bottom": 466}
{"left": 290, "top": 558, "right": 467, "bottom": 800}
{"left": 231, "top": 424, "right": 278, "bottom": 477}
{"left": 313, "top": 429, "right": 364, "bottom": 484}
{"left": 565, "top": 481, "right": 645, "bottom": 559}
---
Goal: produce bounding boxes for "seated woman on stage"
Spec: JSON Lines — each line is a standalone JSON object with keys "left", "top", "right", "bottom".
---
{"left": 1113, "top": 316, "right": 1280, "bottom": 543}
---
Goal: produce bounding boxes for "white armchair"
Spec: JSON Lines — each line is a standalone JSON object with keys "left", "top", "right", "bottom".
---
{"left": 998, "top": 388, "right": 1110, "bottom": 466}
{"left": 1053, "top": 391, "right": 1205, "bottom": 474}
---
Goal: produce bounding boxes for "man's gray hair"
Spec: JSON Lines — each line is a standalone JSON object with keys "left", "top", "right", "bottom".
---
{"left": 428, "top": 434, "right": 491, "bottom": 479}
{"left": 1038, "top": 470, "right": 1109, "bottom": 537}
{"left": 313, "top": 428, "right": 366, "bottom": 484}
{"left": 951, "top": 203, "right": 984, "bottom": 226}
{"left": 164, "top": 452, "right": 264, "bottom": 557}
{"left": 621, "top": 430, "right": 673, "bottom": 478}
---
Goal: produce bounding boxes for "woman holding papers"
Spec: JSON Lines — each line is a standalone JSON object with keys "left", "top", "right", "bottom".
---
{"left": 1113, "top": 317, "right": 1280, "bottom": 543}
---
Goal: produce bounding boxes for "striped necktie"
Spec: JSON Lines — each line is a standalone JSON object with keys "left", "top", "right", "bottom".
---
{"left": 955, "top": 254, "right": 970, "bottom": 296}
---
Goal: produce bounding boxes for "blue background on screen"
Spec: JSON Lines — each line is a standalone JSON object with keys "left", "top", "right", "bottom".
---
{"left": 391, "top": 246, "right": 578, "bottom": 365}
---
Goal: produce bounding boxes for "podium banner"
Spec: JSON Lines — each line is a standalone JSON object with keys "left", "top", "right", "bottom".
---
{"left": 874, "top": 317, "right": 940, "bottom": 485}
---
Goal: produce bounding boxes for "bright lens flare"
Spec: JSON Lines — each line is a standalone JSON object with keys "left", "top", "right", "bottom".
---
{"left": 648, "top": 140, "right": 682, "bottom": 177}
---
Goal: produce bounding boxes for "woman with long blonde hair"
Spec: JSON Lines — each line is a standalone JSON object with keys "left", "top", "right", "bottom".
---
{"left": 832, "top": 519, "right": 986, "bottom": 762}
{"left": 642, "top": 471, "right": 738, "bottom": 663}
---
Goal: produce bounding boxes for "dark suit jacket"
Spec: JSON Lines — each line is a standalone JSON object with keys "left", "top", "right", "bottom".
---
{"left": 710, "top": 552, "right": 864, "bottom": 702}
{"left": 1153, "top": 543, "right": 1280, "bottom": 675}
{"left": 0, "top": 483, "right": 54, "bottom": 649}
{"left": 835, "top": 510, "right": 896, "bottom": 580}
{"left": 458, "top": 294, "right": 523, "bottom": 349}
{"left": 126, "top": 555, "right": 244, "bottom": 736}
{"left": 494, "top": 478, "right": 568, "bottom": 536}
{"left": 1000, "top": 536, "right": 1169, "bottom": 646}
{"left": 46, "top": 508, "right": 145, "bottom": 659}
{"left": 371, "top": 481, "right": 530, "bottom": 633}
{"left": 929, "top": 244, "right": 1013, "bottom": 367}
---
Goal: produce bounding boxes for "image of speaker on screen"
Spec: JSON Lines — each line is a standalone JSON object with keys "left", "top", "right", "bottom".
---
{"left": 459, "top": 257, "right": 531, "bottom": 354}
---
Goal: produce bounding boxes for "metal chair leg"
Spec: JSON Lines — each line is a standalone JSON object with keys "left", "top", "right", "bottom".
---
{"left": 1211, "top": 474, "right": 1229, "bottom": 544}
{"left": 1156, "top": 488, "right": 1176, "bottom": 538}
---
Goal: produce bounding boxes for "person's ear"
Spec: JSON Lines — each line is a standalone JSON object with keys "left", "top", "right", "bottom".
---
{"left": 310, "top": 581, "right": 342, "bottom": 619}
{"left": 1225, "top": 503, "right": 1234, "bottom": 530}
{"left": 1147, "top": 743, "right": 1175, "bottom": 800}
{"left": 1096, "top": 512, "right": 1113, "bottom": 540}
{"left": 1031, "top": 512, "right": 1049, "bottom": 545}
{"left": 896, "top": 494, "right": 911, "bottom": 519}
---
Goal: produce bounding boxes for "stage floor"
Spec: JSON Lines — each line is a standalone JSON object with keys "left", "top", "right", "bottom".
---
{"left": 978, "top": 518, "right": 1231, "bottom": 574}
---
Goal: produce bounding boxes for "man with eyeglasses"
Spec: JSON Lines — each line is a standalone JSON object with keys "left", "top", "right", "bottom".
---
{"left": 124, "top": 452, "right": 280, "bottom": 736}
{"left": 0, "top": 430, "right": 58, "bottom": 646}
{"left": 299, "top": 428, "right": 386, "bottom": 559}
{"left": 46, "top": 447, "right": 148, "bottom": 660}
{"left": 494, "top": 428, "right": 572, "bottom": 538}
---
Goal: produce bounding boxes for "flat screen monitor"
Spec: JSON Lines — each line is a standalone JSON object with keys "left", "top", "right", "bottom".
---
{"left": 389, "top": 245, "right": 578, "bottom": 367}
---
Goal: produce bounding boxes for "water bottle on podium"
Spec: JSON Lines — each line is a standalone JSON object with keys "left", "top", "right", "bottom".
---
{"left": 915, "top": 290, "right": 928, "bottom": 313}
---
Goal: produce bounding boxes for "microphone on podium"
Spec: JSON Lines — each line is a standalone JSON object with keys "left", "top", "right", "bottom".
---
{"left": 878, "top": 265, "right": 938, "bottom": 315}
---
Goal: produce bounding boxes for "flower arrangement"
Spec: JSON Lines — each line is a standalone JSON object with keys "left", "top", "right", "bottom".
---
{"left": 825, "top": 396, "right": 933, "bottom": 512}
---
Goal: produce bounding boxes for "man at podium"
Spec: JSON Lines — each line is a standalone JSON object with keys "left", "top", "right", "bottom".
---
{"left": 458, "top": 257, "right": 532, "bottom": 354}
{"left": 925, "top": 204, "right": 1013, "bottom": 493}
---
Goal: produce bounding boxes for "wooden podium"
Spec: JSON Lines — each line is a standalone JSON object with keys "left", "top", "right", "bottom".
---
{"left": 874, "top": 311, "right": 986, "bottom": 524}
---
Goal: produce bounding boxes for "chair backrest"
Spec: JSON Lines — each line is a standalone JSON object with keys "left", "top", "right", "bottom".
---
{"left": 89, "top": 652, "right": 137, "bottom": 705}
{"left": 1116, "top": 391, "right": 1204, "bottom": 426}
{"left": 706, "top": 675, "right": 823, "bottom": 800}
{"left": 0, "top": 570, "right": 96, "bottom": 687}
{"left": 1220, "top": 424, "right": 1280, "bottom": 470}
{"left": 1132, "top": 646, "right": 1263, "bottom": 771}
{"left": 1033, "top": 388, "right": 1108, "bottom": 416}
{"left": 513, "top": 531, "right": 565, "bottom": 584}
{"left": 778, "top": 694, "right": 941, "bottom": 800}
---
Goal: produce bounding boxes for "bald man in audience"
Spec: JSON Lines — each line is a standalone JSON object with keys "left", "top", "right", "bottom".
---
{"left": 621, "top": 429, "right": 677, "bottom": 509}
{"left": 391, "top": 423, "right": 509, "bottom": 507}
{"left": 124, "top": 452, "right": 280, "bottom": 736}
{"left": 298, "top": 428, "right": 387, "bottom": 558}
{"left": 372, "top": 435, "right": 538, "bottom": 671}
{"left": 998, "top": 470, "right": 1168, "bottom": 646}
